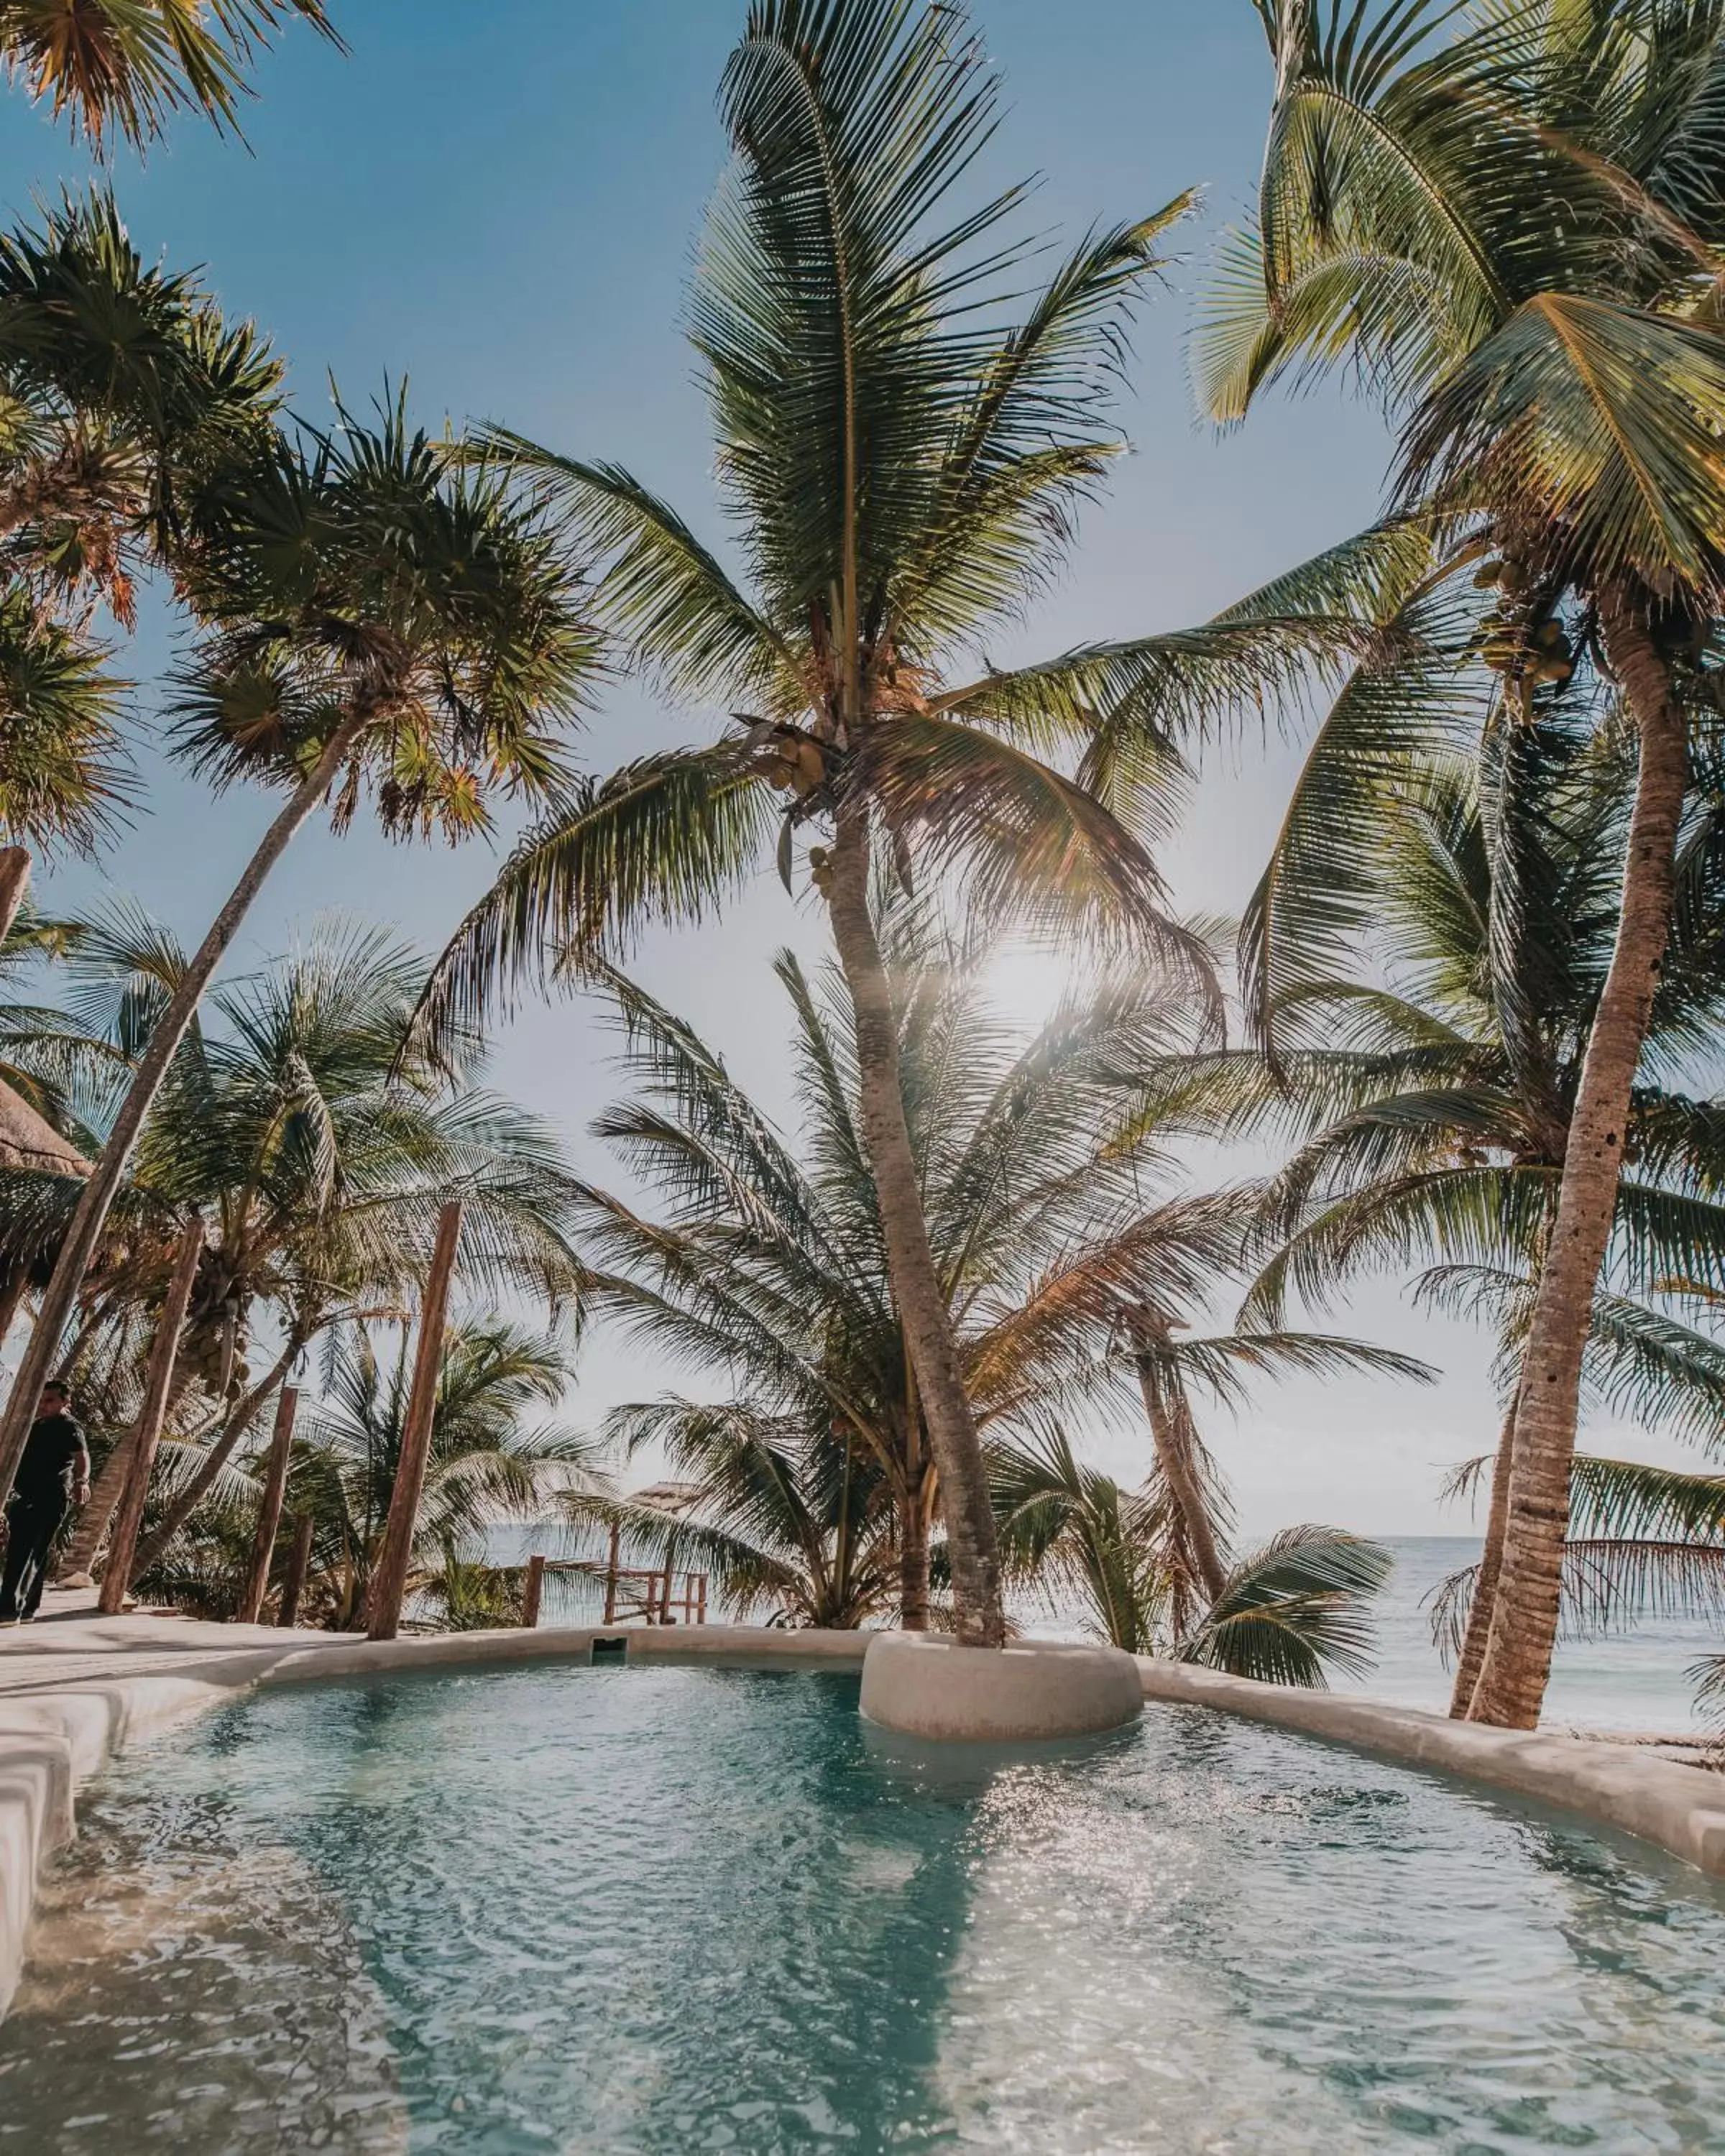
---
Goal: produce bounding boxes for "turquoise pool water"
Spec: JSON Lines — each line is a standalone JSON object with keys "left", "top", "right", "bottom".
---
{"left": 3, "top": 1663, "right": 1724, "bottom": 2154}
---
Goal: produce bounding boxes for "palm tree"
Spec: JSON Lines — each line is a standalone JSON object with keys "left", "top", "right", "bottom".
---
{"left": 1420, "top": 1261, "right": 1725, "bottom": 1711}
{"left": 0, "top": 190, "right": 292, "bottom": 944}
{"left": 566, "top": 903, "right": 1425, "bottom": 1637}
{"left": 0, "top": 1, "right": 341, "bottom": 148}
{"left": 1195, "top": 0, "right": 1725, "bottom": 1724}
{"left": 28, "top": 911, "right": 588, "bottom": 1580}
{"left": 0, "top": 399, "right": 599, "bottom": 1514}
{"left": 1431, "top": 1446, "right": 1725, "bottom": 1717}
{"left": 1173, "top": 713, "right": 1725, "bottom": 1710}
{"left": 287, "top": 1317, "right": 603, "bottom": 1631}
{"left": 406, "top": 0, "right": 1351, "bottom": 1646}
{"left": 990, "top": 1427, "right": 1392, "bottom": 1686}
{"left": 569, "top": 906, "right": 1218, "bottom": 1631}
{"left": 576, "top": 1404, "right": 903, "bottom": 1631}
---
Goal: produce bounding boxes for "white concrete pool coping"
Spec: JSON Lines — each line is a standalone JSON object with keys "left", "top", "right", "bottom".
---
{"left": 0, "top": 1605, "right": 1719, "bottom": 2017}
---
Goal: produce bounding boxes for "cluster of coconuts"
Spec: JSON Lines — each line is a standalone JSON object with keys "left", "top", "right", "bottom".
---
{"left": 1473, "top": 557, "right": 1574, "bottom": 691}
{"left": 182, "top": 1299, "right": 250, "bottom": 1402}
{"left": 760, "top": 732, "right": 828, "bottom": 797}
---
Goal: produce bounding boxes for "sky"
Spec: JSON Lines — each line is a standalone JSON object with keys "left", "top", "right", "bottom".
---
{"left": 0, "top": 0, "right": 1684, "bottom": 1535}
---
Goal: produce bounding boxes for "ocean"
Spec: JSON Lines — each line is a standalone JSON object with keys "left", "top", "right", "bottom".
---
{"left": 487, "top": 1530, "right": 1721, "bottom": 1736}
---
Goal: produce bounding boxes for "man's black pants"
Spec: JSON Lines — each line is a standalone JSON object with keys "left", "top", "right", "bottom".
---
{"left": 0, "top": 1496, "right": 66, "bottom": 1619}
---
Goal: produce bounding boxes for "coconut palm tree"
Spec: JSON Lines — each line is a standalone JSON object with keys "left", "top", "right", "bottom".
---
{"left": 1191, "top": 0, "right": 1725, "bottom": 1724}
{"left": 0, "top": 1, "right": 341, "bottom": 148}
{"left": 1167, "top": 711, "right": 1725, "bottom": 1710}
{"left": 407, "top": 0, "right": 1411, "bottom": 1644}
{"left": 576, "top": 1405, "right": 903, "bottom": 1631}
{"left": 1417, "top": 1259, "right": 1725, "bottom": 1709}
{"left": 287, "top": 1317, "right": 604, "bottom": 1632}
{"left": 0, "top": 397, "right": 599, "bottom": 1514}
{"left": 565, "top": 918, "right": 1209, "bottom": 1630}
{"left": 29, "top": 911, "right": 588, "bottom": 1581}
{"left": 564, "top": 903, "right": 1426, "bottom": 1642}
{"left": 990, "top": 1427, "right": 1392, "bottom": 1685}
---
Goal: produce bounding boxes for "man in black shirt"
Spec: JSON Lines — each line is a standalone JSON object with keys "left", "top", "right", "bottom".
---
{"left": 0, "top": 1381, "right": 90, "bottom": 1622}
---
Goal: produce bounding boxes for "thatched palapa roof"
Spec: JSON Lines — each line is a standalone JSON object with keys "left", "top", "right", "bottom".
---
{"left": 0, "top": 1075, "right": 91, "bottom": 1178}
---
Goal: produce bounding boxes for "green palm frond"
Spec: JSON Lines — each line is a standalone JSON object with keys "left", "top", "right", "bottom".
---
{"left": 699, "top": 0, "right": 1024, "bottom": 634}
{"left": 409, "top": 751, "right": 776, "bottom": 1059}
{"left": 1568, "top": 1452, "right": 1725, "bottom": 1543}
{"left": 898, "top": 198, "right": 1192, "bottom": 643}
{"left": 0, "top": 586, "right": 131, "bottom": 853}
{"left": 857, "top": 713, "right": 1210, "bottom": 976}
{"left": 1182, "top": 1525, "right": 1392, "bottom": 1687}
{"left": 1239, "top": 590, "right": 1489, "bottom": 1052}
{"left": 474, "top": 436, "right": 799, "bottom": 709}
{"left": 1399, "top": 295, "right": 1725, "bottom": 595}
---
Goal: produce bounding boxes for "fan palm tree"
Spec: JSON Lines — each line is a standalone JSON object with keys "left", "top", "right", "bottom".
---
{"left": 287, "top": 1317, "right": 604, "bottom": 1632}
{"left": 990, "top": 1427, "right": 1392, "bottom": 1685}
{"left": 0, "top": 188, "right": 295, "bottom": 949}
{"left": 1192, "top": 0, "right": 1725, "bottom": 1724}
{"left": 406, "top": 0, "right": 1414, "bottom": 1644}
{"left": 0, "top": 397, "right": 599, "bottom": 1513}
{"left": 566, "top": 903, "right": 1426, "bottom": 1640}
{"left": 30, "top": 911, "right": 588, "bottom": 1580}
{"left": 0, "top": 0, "right": 341, "bottom": 148}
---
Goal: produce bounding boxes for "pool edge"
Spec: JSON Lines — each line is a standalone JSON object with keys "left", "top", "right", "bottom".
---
{"left": 1136, "top": 1659, "right": 1725, "bottom": 1880}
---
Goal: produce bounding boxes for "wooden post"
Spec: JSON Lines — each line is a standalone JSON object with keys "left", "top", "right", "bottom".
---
{"left": 237, "top": 1386, "right": 298, "bottom": 1626}
{"left": 98, "top": 1220, "right": 204, "bottom": 1616}
{"left": 697, "top": 1574, "right": 707, "bottom": 1624}
{"left": 367, "top": 1200, "right": 463, "bottom": 1642}
{"left": 277, "top": 1511, "right": 315, "bottom": 1628}
{"left": 522, "top": 1552, "right": 545, "bottom": 1630}
{"left": 602, "top": 1520, "right": 620, "bottom": 1624}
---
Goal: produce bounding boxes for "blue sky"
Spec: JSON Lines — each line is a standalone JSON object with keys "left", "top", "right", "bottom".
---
{"left": 1, "top": 0, "right": 1640, "bottom": 1534}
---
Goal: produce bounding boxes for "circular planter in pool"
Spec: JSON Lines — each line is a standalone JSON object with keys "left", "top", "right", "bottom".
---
{"left": 860, "top": 1628, "right": 1144, "bottom": 1740}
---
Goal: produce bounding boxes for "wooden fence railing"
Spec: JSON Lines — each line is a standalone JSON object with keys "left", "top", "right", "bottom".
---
{"left": 520, "top": 1551, "right": 709, "bottom": 1631}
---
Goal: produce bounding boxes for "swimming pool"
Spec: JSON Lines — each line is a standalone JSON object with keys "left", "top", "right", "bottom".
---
{"left": 2, "top": 1661, "right": 1722, "bottom": 2152}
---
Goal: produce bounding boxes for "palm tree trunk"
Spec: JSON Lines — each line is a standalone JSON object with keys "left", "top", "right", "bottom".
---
{"left": 127, "top": 1333, "right": 304, "bottom": 1583}
{"left": 898, "top": 1476, "right": 932, "bottom": 1631}
{"left": 1449, "top": 1402, "right": 1515, "bottom": 1718}
{"left": 825, "top": 809, "right": 1005, "bottom": 1647}
{"left": 0, "top": 710, "right": 371, "bottom": 1516}
{"left": 1470, "top": 593, "right": 1687, "bottom": 1728}
{"left": 1132, "top": 1321, "right": 1228, "bottom": 1605}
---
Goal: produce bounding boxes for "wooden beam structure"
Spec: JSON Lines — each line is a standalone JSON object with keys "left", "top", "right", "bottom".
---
{"left": 98, "top": 1219, "right": 204, "bottom": 1616}
{"left": 367, "top": 1200, "right": 463, "bottom": 1642}
{"left": 237, "top": 1384, "right": 298, "bottom": 1625}
{"left": 277, "top": 1511, "right": 315, "bottom": 1628}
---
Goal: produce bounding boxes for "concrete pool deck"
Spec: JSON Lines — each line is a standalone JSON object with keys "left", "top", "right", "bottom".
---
{"left": 0, "top": 1596, "right": 1720, "bottom": 2017}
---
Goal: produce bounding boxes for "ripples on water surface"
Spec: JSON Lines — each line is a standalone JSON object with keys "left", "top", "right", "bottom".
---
{"left": 2, "top": 1663, "right": 1722, "bottom": 2154}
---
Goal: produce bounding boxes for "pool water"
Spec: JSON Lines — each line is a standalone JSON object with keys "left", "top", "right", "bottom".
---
{"left": 3, "top": 1664, "right": 1724, "bottom": 2154}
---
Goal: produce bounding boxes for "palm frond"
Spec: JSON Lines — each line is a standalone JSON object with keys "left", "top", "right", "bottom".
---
{"left": 1182, "top": 1525, "right": 1391, "bottom": 1687}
